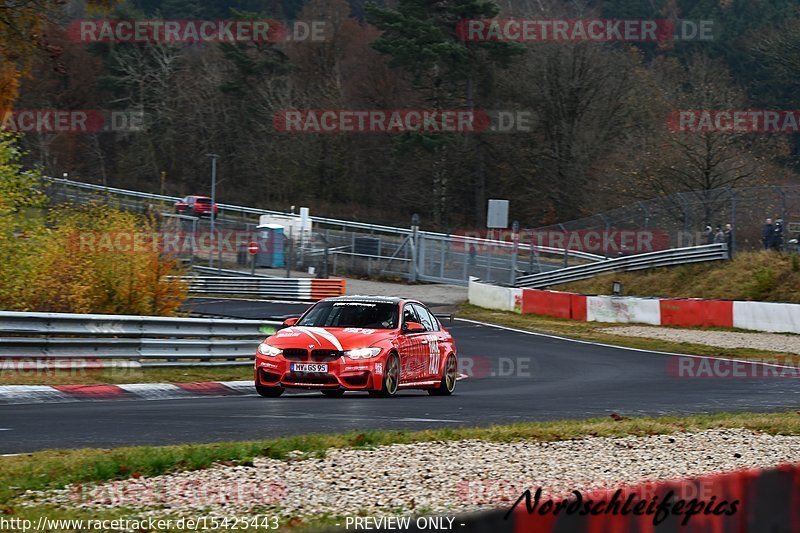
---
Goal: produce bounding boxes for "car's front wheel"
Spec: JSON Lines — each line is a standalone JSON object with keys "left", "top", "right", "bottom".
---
{"left": 428, "top": 353, "right": 457, "bottom": 396}
{"left": 370, "top": 353, "right": 399, "bottom": 398}
{"left": 255, "top": 384, "right": 284, "bottom": 397}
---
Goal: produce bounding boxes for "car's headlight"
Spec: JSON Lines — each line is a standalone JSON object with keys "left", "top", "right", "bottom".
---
{"left": 344, "top": 347, "right": 382, "bottom": 359}
{"left": 257, "top": 343, "right": 282, "bottom": 357}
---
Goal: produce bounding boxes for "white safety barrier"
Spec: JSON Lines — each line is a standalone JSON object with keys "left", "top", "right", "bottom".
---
{"left": 586, "top": 296, "right": 661, "bottom": 325}
{"left": 467, "top": 278, "right": 520, "bottom": 312}
{"left": 469, "top": 278, "right": 800, "bottom": 335}
{"left": 732, "top": 301, "right": 800, "bottom": 334}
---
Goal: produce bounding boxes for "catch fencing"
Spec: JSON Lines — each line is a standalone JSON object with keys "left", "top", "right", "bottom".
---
{"left": 50, "top": 177, "right": 795, "bottom": 286}
{"left": 45, "top": 177, "right": 604, "bottom": 286}
{"left": 533, "top": 184, "right": 800, "bottom": 253}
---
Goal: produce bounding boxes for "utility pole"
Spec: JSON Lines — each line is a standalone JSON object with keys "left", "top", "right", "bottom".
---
{"left": 206, "top": 154, "right": 219, "bottom": 270}
{"left": 410, "top": 213, "right": 420, "bottom": 282}
{"left": 510, "top": 220, "right": 519, "bottom": 286}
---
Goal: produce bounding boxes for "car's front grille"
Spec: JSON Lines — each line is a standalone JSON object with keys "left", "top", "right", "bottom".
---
{"left": 311, "top": 349, "right": 341, "bottom": 362}
{"left": 284, "top": 372, "right": 339, "bottom": 385}
{"left": 282, "top": 348, "right": 308, "bottom": 361}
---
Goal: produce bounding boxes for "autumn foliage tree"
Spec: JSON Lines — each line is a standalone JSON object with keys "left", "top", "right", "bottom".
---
{"left": 0, "top": 132, "right": 188, "bottom": 314}
{"left": 0, "top": 0, "right": 64, "bottom": 112}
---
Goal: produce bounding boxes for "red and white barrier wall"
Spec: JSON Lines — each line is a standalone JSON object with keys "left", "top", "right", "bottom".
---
{"left": 468, "top": 279, "right": 800, "bottom": 334}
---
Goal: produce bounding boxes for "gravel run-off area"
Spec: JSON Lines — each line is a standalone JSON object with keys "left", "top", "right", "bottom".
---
{"left": 23, "top": 429, "right": 800, "bottom": 519}
{"left": 600, "top": 326, "right": 800, "bottom": 356}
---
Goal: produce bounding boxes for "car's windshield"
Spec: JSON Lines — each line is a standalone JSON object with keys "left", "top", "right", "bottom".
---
{"left": 297, "top": 301, "right": 398, "bottom": 329}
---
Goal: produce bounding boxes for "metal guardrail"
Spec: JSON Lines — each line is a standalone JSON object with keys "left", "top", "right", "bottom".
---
{"left": 176, "top": 276, "right": 347, "bottom": 300}
{"left": 0, "top": 311, "right": 280, "bottom": 367}
{"left": 191, "top": 265, "right": 276, "bottom": 278}
{"left": 514, "top": 243, "right": 729, "bottom": 288}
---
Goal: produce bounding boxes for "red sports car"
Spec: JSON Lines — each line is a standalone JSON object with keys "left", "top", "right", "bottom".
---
{"left": 254, "top": 296, "right": 458, "bottom": 397}
{"left": 174, "top": 195, "right": 219, "bottom": 217}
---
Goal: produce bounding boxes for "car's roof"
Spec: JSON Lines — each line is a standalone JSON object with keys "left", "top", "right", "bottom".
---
{"left": 320, "top": 295, "right": 409, "bottom": 304}
{"left": 188, "top": 195, "right": 212, "bottom": 200}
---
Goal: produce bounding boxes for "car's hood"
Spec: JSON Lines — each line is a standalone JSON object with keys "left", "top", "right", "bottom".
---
{"left": 266, "top": 326, "right": 395, "bottom": 351}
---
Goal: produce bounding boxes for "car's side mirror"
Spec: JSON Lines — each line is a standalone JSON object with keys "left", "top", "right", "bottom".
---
{"left": 402, "top": 321, "right": 425, "bottom": 334}
{"left": 283, "top": 317, "right": 298, "bottom": 327}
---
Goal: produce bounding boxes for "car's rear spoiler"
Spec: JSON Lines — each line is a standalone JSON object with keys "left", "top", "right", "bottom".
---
{"left": 434, "top": 313, "right": 454, "bottom": 325}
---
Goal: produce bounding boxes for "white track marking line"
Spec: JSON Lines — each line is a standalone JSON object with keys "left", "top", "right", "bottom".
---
{"left": 455, "top": 318, "right": 800, "bottom": 371}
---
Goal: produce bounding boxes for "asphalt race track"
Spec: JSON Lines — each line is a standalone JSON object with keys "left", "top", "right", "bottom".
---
{"left": 1, "top": 299, "right": 798, "bottom": 453}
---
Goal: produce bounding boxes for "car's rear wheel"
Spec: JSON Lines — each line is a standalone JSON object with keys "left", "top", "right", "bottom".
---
{"left": 321, "top": 389, "right": 345, "bottom": 397}
{"left": 255, "top": 384, "right": 284, "bottom": 397}
{"left": 428, "top": 353, "right": 457, "bottom": 396}
{"left": 371, "top": 353, "right": 399, "bottom": 397}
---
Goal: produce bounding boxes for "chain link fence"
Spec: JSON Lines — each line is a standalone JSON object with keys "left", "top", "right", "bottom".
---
{"left": 532, "top": 185, "right": 800, "bottom": 255}
{"left": 47, "top": 179, "right": 798, "bottom": 286}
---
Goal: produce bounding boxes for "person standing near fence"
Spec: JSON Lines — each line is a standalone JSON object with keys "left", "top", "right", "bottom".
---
{"left": 713, "top": 226, "right": 725, "bottom": 244}
{"left": 772, "top": 219, "right": 784, "bottom": 252}
{"left": 724, "top": 223, "right": 733, "bottom": 257}
{"left": 703, "top": 225, "right": 714, "bottom": 245}
{"left": 762, "top": 218, "right": 774, "bottom": 249}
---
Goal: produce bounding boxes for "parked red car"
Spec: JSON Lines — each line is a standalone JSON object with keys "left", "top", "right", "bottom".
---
{"left": 254, "top": 296, "right": 458, "bottom": 398}
{"left": 174, "top": 195, "right": 219, "bottom": 217}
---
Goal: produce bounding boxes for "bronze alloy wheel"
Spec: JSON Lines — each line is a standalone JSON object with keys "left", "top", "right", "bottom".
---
{"left": 372, "top": 353, "right": 400, "bottom": 397}
{"left": 429, "top": 353, "right": 457, "bottom": 396}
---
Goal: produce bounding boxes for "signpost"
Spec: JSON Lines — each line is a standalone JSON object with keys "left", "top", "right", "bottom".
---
{"left": 248, "top": 241, "right": 258, "bottom": 275}
{"left": 486, "top": 200, "right": 509, "bottom": 283}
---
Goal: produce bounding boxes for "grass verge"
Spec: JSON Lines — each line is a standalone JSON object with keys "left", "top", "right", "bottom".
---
{"left": 458, "top": 304, "right": 800, "bottom": 363}
{"left": 3, "top": 411, "right": 800, "bottom": 507}
{"left": 0, "top": 365, "right": 253, "bottom": 386}
{"left": 558, "top": 250, "right": 800, "bottom": 302}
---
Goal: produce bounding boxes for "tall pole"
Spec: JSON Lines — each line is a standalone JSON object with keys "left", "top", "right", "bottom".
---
{"left": 510, "top": 220, "right": 519, "bottom": 286}
{"left": 206, "top": 154, "right": 218, "bottom": 269}
{"left": 286, "top": 225, "right": 292, "bottom": 278}
{"left": 410, "top": 213, "right": 420, "bottom": 282}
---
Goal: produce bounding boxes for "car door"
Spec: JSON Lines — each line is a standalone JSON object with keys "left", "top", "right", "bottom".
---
{"left": 410, "top": 303, "right": 441, "bottom": 380}
{"left": 397, "top": 303, "right": 426, "bottom": 382}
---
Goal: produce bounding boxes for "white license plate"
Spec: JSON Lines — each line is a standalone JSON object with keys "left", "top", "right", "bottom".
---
{"left": 291, "top": 363, "right": 328, "bottom": 373}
